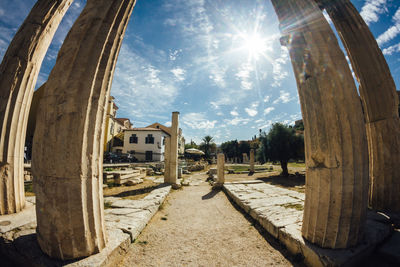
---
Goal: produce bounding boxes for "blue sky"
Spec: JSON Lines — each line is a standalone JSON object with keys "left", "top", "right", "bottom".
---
{"left": 1, "top": 0, "right": 399, "bottom": 144}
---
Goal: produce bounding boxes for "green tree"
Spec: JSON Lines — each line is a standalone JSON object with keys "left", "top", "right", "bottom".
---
{"left": 185, "top": 142, "right": 198, "bottom": 150}
{"left": 258, "top": 123, "right": 304, "bottom": 176}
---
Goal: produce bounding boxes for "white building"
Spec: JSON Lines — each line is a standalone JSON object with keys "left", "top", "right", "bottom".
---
{"left": 123, "top": 128, "right": 169, "bottom": 162}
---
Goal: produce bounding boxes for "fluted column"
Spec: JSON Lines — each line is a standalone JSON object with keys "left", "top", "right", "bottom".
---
{"left": 316, "top": 0, "right": 400, "bottom": 212}
{"left": 271, "top": 0, "right": 369, "bottom": 248}
{"left": 164, "top": 136, "right": 171, "bottom": 182}
{"left": 32, "top": 0, "right": 136, "bottom": 259}
{"left": 0, "top": 0, "right": 73, "bottom": 215}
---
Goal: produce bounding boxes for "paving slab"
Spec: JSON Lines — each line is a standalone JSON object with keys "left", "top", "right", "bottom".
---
{"left": 0, "top": 184, "right": 171, "bottom": 267}
{"left": 224, "top": 182, "right": 393, "bottom": 267}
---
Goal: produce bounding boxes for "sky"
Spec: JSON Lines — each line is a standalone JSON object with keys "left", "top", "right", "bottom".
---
{"left": 1, "top": 0, "right": 400, "bottom": 145}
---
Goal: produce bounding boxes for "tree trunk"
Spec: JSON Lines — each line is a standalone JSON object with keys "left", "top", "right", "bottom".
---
{"left": 280, "top": 161, "right": 289, "bottom": 176}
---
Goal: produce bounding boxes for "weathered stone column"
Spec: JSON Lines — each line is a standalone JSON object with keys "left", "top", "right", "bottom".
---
{"left": 316, "top": 0, "right": 400, "bottom": 212}
{"left": 32, "top": 0, "right": 136, "bottom": 259}
{"left": 164, "top": 136, "right": 171, "bottom": 183}
{"left": 167, "top": 112, "right": 179, "bottom": 184}
{"left": 0, "top": 0, "right": 73, "bottom": 215}
{"left": 217, "top": 153, "right": 225, "bottom": 184}
{"left": 249, "top": 149, "right": 255, "bottom": 173}
{"left": 271, "top": 0, "right": 369, "bottom": 248}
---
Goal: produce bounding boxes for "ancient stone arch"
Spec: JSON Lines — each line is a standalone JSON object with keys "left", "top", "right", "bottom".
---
{"left": 0, "top": 0, "right": 397, "bottom": 260}
{"left": 0, "top": 0, "right": 74, "bottom": 215}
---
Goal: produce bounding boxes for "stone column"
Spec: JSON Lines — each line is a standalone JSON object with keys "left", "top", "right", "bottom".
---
{"left": 271, "top": 0, "right": 369, "bottom": 248}
{"left": 168, "top": 112, "right": 179, "bottom": 184}
{"left": 217, "top": 153, "right": 225, "bottom": 184}
{"left": 316, "top": 0, "right": 400, "bottom": 212}
{"left": 249, "top": 149, "right": 255, "bottom": 173}
{"left": 32, "top": 0, "right": 136, "bottom": 259}
{"left": 0, "top": 0, "right": 73, "bottom": 215}
{"left": 164, "top": 136, "right": 171, "bottom": 183}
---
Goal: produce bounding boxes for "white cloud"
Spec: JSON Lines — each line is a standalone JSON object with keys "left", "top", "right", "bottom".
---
{"left": 263, "top": 107, "right": 275, "bottom": 115}
{"left": 271, "top": 47, "right": 289, "bottom": 87}
{"left": 382, "top": 43, "right": 400, "bottom": 55}
{"left": 164, "top": 121, "right": 172, "bottom": 127}
{"left": 263, "top": 95, "right": 271, "bottom": 103}
{"left": 226, "top": 117, "right": 250, "bottom": 126}
{"left": 230, "top": 110, "right": 239, "bottom": 116}
{"left": 323, "top": 10, "right": 333, "bottom": 25}
{"left": 169, "top": 49, "right": 182, "bottom": 61}
{"left": 360, "top": 0, "right": 387, "bottom": 25}
{"left": 171, "top": 67, "right": 186, "bottom": 81}
{"left": 111, "top": 46, "right": 179, "bottom": 119}
{"left": 377, "top": 8, "right": 400, "bottom": 46}
{"left": 245, "top": 108, "right": 258, "bottom": 117}
{"left": 236, "top": 63, "right": 254, "bottom": 90}
{"left": 182, "top": 112, "right": 217, "bottom": 129}
{"left": 273, "top": 90, "right": 294, "bottom": 104}
{"left": 245, "top": 102, "right": 259, "bottom": 117}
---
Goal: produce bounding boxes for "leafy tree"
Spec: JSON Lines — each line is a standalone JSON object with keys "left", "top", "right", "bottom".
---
{"left": 257, "top": 123, "right": 304, "bottom": 176}
{"left": 220, "top": 139, "right": 239, "bottom": 161}
{"left": 185, "top": 142, "right": 198, "bottom": 150}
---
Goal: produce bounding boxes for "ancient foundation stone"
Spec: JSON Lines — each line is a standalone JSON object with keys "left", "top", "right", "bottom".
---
{"left": 271, "top": 0, "right": 369, "bottom": 249}
{"left": 316, "top": 0, "right": 400, "bottom": 212}
{"left": 0, "top": 0, "right": 73, "bottom": 215}
{"left": 32, "top": 0, "right": 136, "bottom": 259}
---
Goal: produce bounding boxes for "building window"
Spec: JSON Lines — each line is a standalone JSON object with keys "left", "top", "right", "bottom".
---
{"left": 129, "top": 134, "right": 138, "bottom": 144}
{"left": 145, "top": 134, "right": 154, "bottom": 144}
{"left": 145, "top": 151, "right": 153, "bottom": 161}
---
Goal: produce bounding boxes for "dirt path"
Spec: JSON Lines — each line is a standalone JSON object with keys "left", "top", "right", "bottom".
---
{"left": 118, "top": 174, "right": 298, "bottom": 267}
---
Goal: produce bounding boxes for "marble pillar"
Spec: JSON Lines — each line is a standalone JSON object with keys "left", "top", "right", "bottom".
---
{"left": 217, "top": 153, "right": 225, "bottom": 184}
{"left": 249, "top": 149, "right": 255, "bottom": 173}
{"left": 316, "top": 0, "right": 400, "bottom": 212}
{"left": 32, "top": 0, "right": 136, "bottom": 259}
{"left": 271, "top": 0, "right": 369, "bottom": 248}
{"left": 167, "top": 112, "right": 179, "bottom": 184}
{"left": 0, "top": 0, "right": 73, "bottom": 215}
{"left": 164, "top": 136, "right": 171, "bottom": 183}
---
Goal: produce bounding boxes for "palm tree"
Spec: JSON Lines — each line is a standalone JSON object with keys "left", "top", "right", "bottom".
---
{"left": 201, "top": 135, "right": 214, "bottom": 160}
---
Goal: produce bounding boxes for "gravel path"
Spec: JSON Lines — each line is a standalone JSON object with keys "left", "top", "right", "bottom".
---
{"left": 118, "top": 174, "right": 297, "bottom": 267}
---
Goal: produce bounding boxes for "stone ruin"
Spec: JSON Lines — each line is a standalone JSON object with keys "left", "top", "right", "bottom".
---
{"left": 0, "top": 0, "right": 398, "bottom": 260}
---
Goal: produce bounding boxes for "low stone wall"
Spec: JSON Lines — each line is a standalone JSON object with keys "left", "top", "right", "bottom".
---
{"left": 223, "top": 181, "right": 392, "bottom": 267}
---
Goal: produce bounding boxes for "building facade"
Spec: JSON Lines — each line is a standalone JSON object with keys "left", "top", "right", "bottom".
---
{"left": 103, "top": 96, "right": 132, "bottom": 152}
{"left": 123, "top": 128, "right": 169, "bottom": 162}
{"left": 147, "top": 122, "right": 185, "bottom": 155}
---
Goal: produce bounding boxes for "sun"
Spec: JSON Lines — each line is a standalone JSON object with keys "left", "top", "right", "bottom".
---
{"left": 244, "top": 34, "right": 266, "bottom": 57}
{"left": 235, "top": 32, "right": 270, "bottom": 61}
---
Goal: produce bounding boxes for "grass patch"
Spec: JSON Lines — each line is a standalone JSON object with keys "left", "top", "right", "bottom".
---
{"left": 104, "top": 200, "right": 113, "bottom": 209}
{"left": 281, "top": 203, "right": 303, "bottom": 211}
{"left": 287, "top": 162, "right": 306, "bottom": 168}
{"left": 24, "top": 182, "right": 35, "bottom": 196}
{"left": 104, "top": 168, "right": 114, "bottom": 172}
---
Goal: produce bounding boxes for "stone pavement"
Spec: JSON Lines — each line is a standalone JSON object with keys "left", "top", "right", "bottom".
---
{"left": 224, "top": 181, "right": 393, "bottom": 267}
{"left": 0, "top": 184, "right": 171, "bottom": 267}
